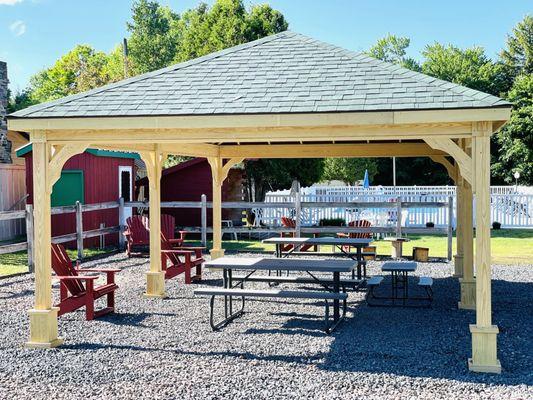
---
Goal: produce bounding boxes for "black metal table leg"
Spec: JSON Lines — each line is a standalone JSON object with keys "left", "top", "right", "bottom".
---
{"left": 356, "top": 246, "right": 362, "bottom": 280}
{"left": 333, "top": 271, "right": 340, "bottom": 322}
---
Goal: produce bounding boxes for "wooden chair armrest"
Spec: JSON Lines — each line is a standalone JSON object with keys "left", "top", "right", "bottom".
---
{"left": 56, "top": 275, "right": 98, "bottom": 281}
{"left": 179, "top": 246, "right": 205, "bottom": 251}
{"left": 77, "top": 268, "right": 121, "bottom": 273}
{"left": 336, "top": 233, "right": 349, "bottom": 238}
{"left": 161, "top": 249, "right": 194, "bottom": 255}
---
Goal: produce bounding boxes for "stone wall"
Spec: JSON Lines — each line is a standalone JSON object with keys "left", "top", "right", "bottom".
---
{"left": 0, "top": 61, "right": 12, "bottom": 163}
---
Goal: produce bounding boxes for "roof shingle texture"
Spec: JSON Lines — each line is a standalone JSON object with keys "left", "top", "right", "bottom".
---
{"left": 11, "top": 31, "right": 510, "bottom": 118}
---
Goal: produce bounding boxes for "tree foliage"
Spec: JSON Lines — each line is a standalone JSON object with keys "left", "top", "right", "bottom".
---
{"left": 321, "top": 158, "right": 377, "bottom": 185}
{"left": 492, "top": 74, "right": 533, "bottom": 184}
{"left": 500, "top": 14, "right": 533, "bottom": 79}
{"left": 367, "top": 34, "right": 421, "bottom": 71}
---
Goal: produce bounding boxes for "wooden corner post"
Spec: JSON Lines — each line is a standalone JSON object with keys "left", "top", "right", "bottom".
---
{"left": 208, "top": 156, "right": 243, "bottom": 259}
{"left": 26, "top": 133, "right": 88, "bottom": 348}
{"left": 140, "top": 149, "right": 166, "bottom": 298}
{"left": 469, "top": 122, "right": 500, "bottom": 373}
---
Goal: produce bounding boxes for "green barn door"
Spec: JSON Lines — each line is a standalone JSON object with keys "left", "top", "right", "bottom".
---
{"left": 51, "top": 170, "right": 85, "bottom": 207}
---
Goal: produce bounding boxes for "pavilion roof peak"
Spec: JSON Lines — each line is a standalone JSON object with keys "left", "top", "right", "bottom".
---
{"left": 10, "top": 30, "right": 510, "bottom": 119}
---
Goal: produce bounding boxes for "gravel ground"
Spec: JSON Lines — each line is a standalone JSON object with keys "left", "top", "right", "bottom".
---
{"left": 0, "top": 252, "right": 531, "bottom": 400}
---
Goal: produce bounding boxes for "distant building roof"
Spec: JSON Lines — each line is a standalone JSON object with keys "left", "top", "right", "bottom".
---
{"left": 10, "top": 31, "right": 510, "bottom": 120}
{"left": 16, "top": 143, "right": 140, "bottom": 159}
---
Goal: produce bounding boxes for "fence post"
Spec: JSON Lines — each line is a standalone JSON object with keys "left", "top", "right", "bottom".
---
{"left": 447, "top": 195, "right": 453, "bottom": 261}
{"left": 201, "top": 194, "right": 207, "bottom": 246}
{"left": 118, "top": 197, "right": 125, "bottom": 251}
{"left": 396, "top": 196, "right": 402, "bottom": 237}
{"left": 293, "top": 181, "right": 301, "bottom": 237}
{"left": 25, "top": 204, "right": 34, "bottom": 273}
{"left": 75, "top": 201, "right": 84, "bottom": 260}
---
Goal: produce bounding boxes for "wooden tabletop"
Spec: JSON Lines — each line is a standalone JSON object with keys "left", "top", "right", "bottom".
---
{"left": 204, "top": 257, "right": 357, "bottom": 273}
{"left": 381, "top": 261, "right": 417, "bottom": 272}
{"left": 263, "top": 236, "right": 373, "bottom": 246}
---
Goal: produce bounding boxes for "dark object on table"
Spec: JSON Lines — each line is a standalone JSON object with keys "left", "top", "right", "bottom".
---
{"left": 426, "top": 221, "right": 435, "bottom": 228}
{"left": 492, "top": 221, "right": 501, "bottom": 230}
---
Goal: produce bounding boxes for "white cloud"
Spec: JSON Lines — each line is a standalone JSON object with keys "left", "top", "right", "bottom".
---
{"left": 9, "top": 20, "right": 26, "bottom": 36}
{"left": 0, "top": 0, "right": 24, "bottom": 5}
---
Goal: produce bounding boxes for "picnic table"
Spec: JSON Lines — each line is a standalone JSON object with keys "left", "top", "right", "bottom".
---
{"left": 366, "top": 261, "right": 433, "bottom": 307}
{"left": 263, "top": 236, "right": 373, "bottom": 280}
{"left": 195, "top": 257, "right": 356, "bottom": 333}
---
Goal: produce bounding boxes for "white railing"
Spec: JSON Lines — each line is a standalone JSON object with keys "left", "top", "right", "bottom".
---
{"left": 265, "top": 186, "right": 533, "bottom": 228}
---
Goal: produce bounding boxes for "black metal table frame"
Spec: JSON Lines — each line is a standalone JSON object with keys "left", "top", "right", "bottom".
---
{"left": 215, "top": 267, "right": 347, "bottom": 333}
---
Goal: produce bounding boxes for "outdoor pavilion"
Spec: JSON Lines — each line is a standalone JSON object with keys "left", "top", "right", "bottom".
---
{"left": 8, "top": 32, "right": 511, "bottom": 373}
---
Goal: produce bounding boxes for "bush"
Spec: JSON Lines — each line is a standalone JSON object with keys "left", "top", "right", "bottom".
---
{"left": 492, "top": 221, "right": 502, "bottom": 230}
{"left": 426, "top": 222, "right": 435, "bottom": 228}
{"left": 319, "top": 218, "right": 345, "bottom": 227}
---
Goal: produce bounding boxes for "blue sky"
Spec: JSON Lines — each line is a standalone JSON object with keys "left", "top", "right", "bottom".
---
{"left": 0, "top": 0, "right": 530, "bottom": 91}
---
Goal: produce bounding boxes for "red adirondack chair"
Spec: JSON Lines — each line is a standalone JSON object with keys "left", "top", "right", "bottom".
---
{"left": 124, "top": 214, "right": 187, "bottom": 256}
{"left": 161, "top": 213, "right": 188, "bottom": 247}
{"left": 337, "top": 219, "right": 372, "bottom": 252}
{"left": 161, "top": 233, "right": 204, "bottom": 282}
{"left": 51, "top": 243, "right": 120, "bottom": 320}
{"left": 124, "top": 215, "right": 149, "bottom": 257}
{"left": 279, "top": 217, "right": 318, "bottom": 252}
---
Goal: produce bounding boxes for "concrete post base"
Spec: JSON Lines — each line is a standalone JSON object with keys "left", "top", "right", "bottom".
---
{"left": 26, "top": 307, "right": 63, "bottom": 348}
{"left": 210, "top": 248, "right": 225, "bottom": 260}
{"left": 458, "top": 278, "right": 476, "bottom": 310}
{"left": 144, "top": 271, "right": 167, "bottom": 298}
{"left": 469, "top": 324, "right": 501, "bottom": 373}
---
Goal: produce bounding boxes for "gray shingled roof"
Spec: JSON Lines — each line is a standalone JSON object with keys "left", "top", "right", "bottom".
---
{"left": 11, "top": 31, "right": 510, "bottom": 119}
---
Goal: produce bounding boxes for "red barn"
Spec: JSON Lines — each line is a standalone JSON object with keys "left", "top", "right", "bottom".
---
{"left": 137, "top": 158, "right": 244, "bottom": 228}
{"left": 17, "top": 145, "right": 138, "bottom": 247}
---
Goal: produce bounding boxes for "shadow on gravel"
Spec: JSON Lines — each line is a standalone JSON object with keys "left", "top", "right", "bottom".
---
{"left": 321, "top": 277, "right": 533, "bottom": 386}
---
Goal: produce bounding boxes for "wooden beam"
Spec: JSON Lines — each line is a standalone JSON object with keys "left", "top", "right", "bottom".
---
{"left": 48, "top": 143, "right": 89, "bottom": 191}
{"left": 429, "top": 155, "right": 457, "bottom": 183}
{"left": 207, "top": 157, "right": 225, "bottom": 259}
{"left": 220, "top": 142, "right": 446, "bottom": 158}
{"left": 38, "top": 122, "right": 472, "bottom": 144}
{"left": 8, "top": 107, "right": 511, "bottom": 132}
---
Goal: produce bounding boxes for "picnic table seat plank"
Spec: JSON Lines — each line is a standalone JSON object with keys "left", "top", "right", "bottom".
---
{"left": 194, "top": 288, "right": 348, "bottom": 300}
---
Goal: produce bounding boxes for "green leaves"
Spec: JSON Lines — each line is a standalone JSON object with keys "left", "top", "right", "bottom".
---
{"left": 322, "top": 158, "right": 377, "bottom": 185}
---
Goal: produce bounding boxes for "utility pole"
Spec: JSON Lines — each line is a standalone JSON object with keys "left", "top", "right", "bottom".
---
{"left": 123, "top": 38, "right": 129, "bottom": 79}
{"left": 392, "top": 156, "right": 397, "bottom": 193}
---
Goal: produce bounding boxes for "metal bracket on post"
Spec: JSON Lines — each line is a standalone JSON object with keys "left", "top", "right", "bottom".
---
{"left": 75, "top": 201, "right": 83, "bottom": 260}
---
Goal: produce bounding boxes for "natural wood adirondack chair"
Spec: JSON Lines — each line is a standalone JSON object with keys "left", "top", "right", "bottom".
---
{"left": 161, "top": 233, "right": 205, "bottom": 282}
{"left": 280, "top": 217, "right": 318, "bottom": 252}
{"left": 124, "top": 214, "right": 187, "bottom": 256}
{"left": 51, "top": 243, "right": 120, "bottom": 320}
{"left": 336, "top": 219, "right": 373, "bottom": 252}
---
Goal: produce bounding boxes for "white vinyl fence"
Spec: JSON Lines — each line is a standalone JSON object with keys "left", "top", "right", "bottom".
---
{"left": 265, "top": 186, "right": 533, "bottom": 229}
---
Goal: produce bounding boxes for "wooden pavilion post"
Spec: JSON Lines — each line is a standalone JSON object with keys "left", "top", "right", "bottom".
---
{"left": 459, "top": 176, "right": 476, "bottom": 310}
{"left": 140, "top": 149, "right": 166, "bottom": 298}
{"left": 26, "top": 132, "right": 61, "bottom": 348}
{"left": 454, "top": 173, "right": 465, "bottom": 278}
{"left": 26, "top": 133, "right": 87, "bottom": 347}
{"left": 469, "top": 122, "right": 500, "bottom": 373}
{"left": 208, "top": 157, "right": 243, "bottom": 259}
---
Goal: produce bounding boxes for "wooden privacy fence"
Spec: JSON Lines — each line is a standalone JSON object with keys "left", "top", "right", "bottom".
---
{"left": 0, "top": 201, "right": 124, "bottom": 273}
{"left": 0, "top": 164, "right": 26, "bottom": 241}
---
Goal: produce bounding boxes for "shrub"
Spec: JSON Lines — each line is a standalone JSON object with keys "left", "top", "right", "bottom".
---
{"left": 492, "top": 221, "right": 502, "bottom": 230}
{"left": 426, "top": 222, "right": 435, "bottom": 228}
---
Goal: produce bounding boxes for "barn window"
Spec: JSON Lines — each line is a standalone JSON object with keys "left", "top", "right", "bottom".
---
{"left": 119, "top": 167, "right": 132, "bottom": 202}
{"left": 51, "top": 170, "right": 84, "bottom": 207}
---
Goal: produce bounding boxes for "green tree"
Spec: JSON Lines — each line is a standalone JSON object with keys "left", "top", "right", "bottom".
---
{"left": 29, "top": 45, "right": 115, "bottom": 103}
{"left": 367, "top": 34, "right": 421, "bottom": 71}
{"left": 321, "top": 158, "right": 377, "bottom": 185}
{"left": 244, "top": 159, "right": 324, "bottom": 202}
{"left": 500, "top": 15, "right": 533, "bottom": 79}
{"left": 492, "top": 74, "right": 533, "bottom": 185}
{"left": 422, "top": 43, "right": 508, "bottom": 96}
{"left": 7, "top": 89, "right": 37, "bottom": 113}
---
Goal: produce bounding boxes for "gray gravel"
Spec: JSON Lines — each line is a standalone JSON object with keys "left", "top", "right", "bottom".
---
{"left": 0, "top": 252, "right": 531, "bottom": 400}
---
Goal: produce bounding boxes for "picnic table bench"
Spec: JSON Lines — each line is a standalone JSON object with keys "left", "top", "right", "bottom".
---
{"left": 194, "top": 257, "right": 356, "bottom": 333}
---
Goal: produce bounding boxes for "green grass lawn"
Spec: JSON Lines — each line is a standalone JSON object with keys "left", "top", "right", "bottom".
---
{"left": 1, "top": 229, "right": 531, "bottom": 277}
{"left": 0, "top": 247, "right": 115, "bottom": 277}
